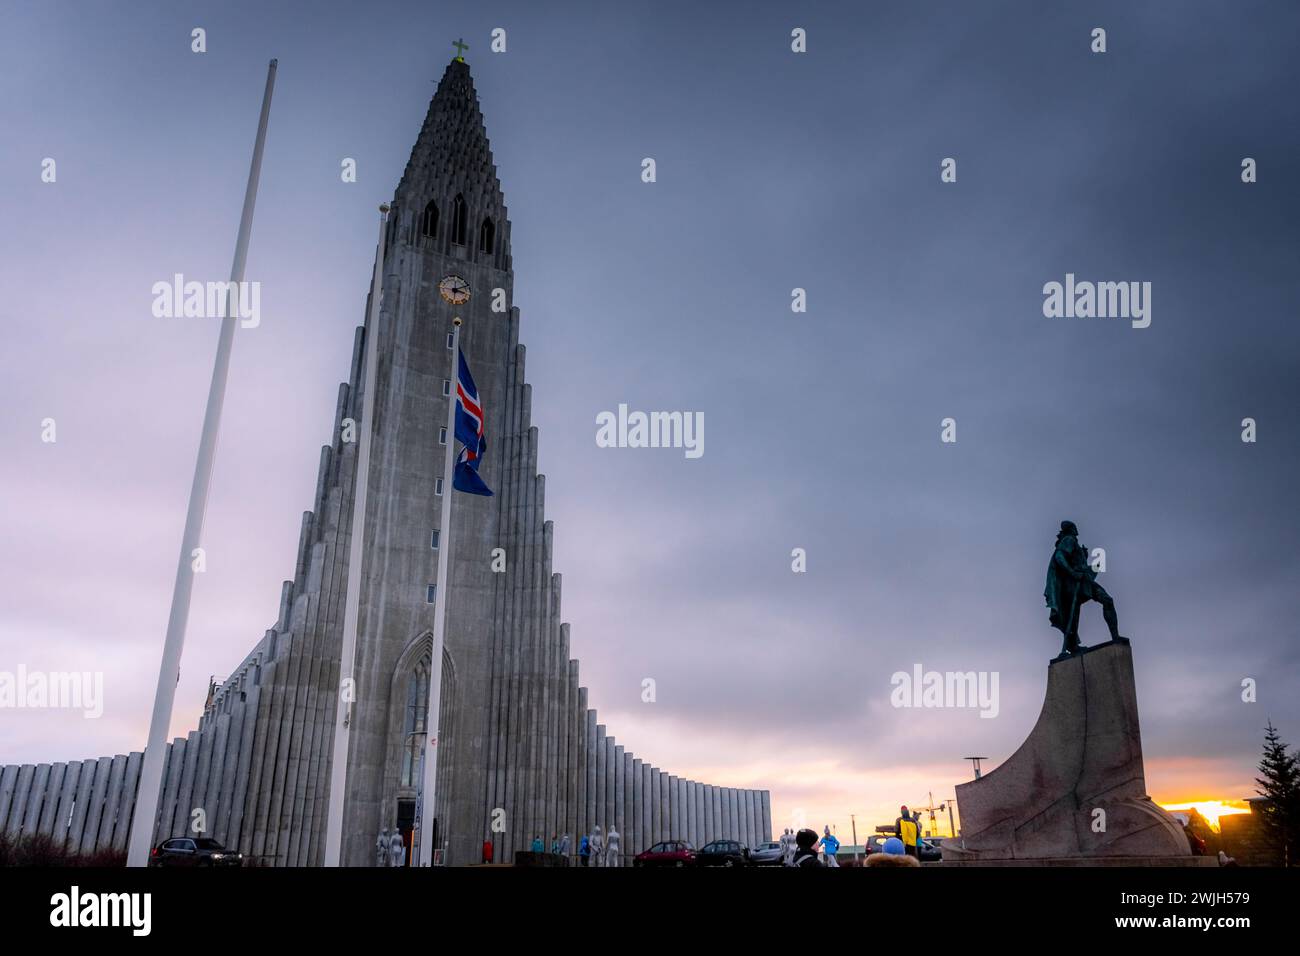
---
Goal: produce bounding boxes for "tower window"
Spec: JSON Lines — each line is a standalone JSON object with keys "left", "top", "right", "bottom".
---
{"left": 451, "top": 194, "right": 467, "bottom": 245}
{"left": 435, "top": 476, "right": 444, "bottom": 496}
{"left": 438, "top": 427, "right": 447, "bottom": 445}
{"left": 420, "top": 200, "right": 439, "bottom": 239}
{"left": 431, "top": 530, "right": 440, "bottom": 550}
{"left": 479, "top": 217, "right": 495, "bottom": 255}
{"left": 442, "top": 379, "right": 451, "bottom": 397}
{"left": 425, "top": 585, "right": 437, "bottom": 605}
{"left": 401, "top": 662, "right": 429, "bottom": 786}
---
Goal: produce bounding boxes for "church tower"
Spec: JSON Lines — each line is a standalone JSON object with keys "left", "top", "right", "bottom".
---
{"left": 297, "top": 56, "right": 772, "bottom": 865}
{"left": 340, "top": 54, "right": 527, "bottom": 865}
{"left": 0, "top": 57, "right": 772, "bottom": 867}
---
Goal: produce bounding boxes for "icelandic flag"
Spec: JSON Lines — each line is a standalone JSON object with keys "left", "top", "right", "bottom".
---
{"left": 452, "top": 348, "right": 493, "bottom": 496}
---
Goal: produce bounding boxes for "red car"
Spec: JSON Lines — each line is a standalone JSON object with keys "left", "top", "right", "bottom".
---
{"left": 634, "top": 840, "right": 696, "bottom": 867}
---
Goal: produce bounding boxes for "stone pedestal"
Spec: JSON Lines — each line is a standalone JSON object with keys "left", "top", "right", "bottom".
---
{"left": 942, "top": 639, "right": 1189, "bottom": 863}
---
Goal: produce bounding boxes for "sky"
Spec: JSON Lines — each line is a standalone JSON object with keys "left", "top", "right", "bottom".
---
{"left": 1, "top": 0, "right": 1298, "bottom": 843}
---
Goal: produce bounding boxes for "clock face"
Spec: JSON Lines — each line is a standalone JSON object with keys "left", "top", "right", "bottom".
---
{"left": 438, "top": 275, "right": 471, "bottom": 305}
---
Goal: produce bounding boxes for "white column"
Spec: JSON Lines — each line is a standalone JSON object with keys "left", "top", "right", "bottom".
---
{"left": 7, "top": 765, "right": 34, "bottom": 840}
{"left": 660, "top": 775, "right": 670, "bottom": 842}
{"left": 594, "top": 726, "right": 606, "bottom": 836}
{"left": 659, "top": 771, "right": 670, "bottom": 841}
{"left": 622, "top": 751, "right": 634, "bottom": 863}
{"left": 613, "top": 744, "right": 625, "bottom": 865}
{"left": 681, "top": 776, "right": 689, "bottom": 840}
{"left": 685, "top": 781, "right": 696, "bottom": 849}
{"left": 128, "top": 60, "right": 278, "bottom": 868}
{"left": 649, "top": 768, "right": 660, "bottom": 843}
{"left": 641, "top": 764, "right": 652, "bottom": 852}
{"left": 575, "top": 688, "right": 588, "bottom": 850}
{"left": 604, "top": 737, "right": 616, "bottom": 849}
{"left": 584, "top": 710, "right": 597, "bottom": 841}
{"left": 630, "top": 757, "right": 642, "bottom": 860}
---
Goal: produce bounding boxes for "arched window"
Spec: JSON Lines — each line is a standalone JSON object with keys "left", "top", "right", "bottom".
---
{"left": 420, "top": 200, "right": 439, "bottom": 239}
{"left": 451, "top": 194, "right": 468, "bottom": 245}
{"left": 400, "top": 661, "right": 429, "bottom": 788}
{"left": 479, "top": 217, "right": 495, "bottom": 255}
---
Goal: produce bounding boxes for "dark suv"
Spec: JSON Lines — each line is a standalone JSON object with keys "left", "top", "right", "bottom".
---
{"left": 149, "top": 837, "right": 244, "bottom": 867}
{"left": 696, "top": 840, "right": 749, "bottom": 867}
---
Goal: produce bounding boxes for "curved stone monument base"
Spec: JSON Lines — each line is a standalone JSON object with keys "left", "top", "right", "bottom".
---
{"left": 942, "top": 639, "right": 1190, "bottom": 863}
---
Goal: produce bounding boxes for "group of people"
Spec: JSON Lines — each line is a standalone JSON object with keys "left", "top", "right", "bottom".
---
{"left": 776, "top": 805, "right": 929, "bottom": 868}
{"left": 776, "top": 825, "right": 841, "bottom": 868}
{"left": 576, "top": 825, "right": 621, "bottom": 866}
{"left": 527, "top": 832, "right": 574, "bottom": 858}
{"left": 479, "top": 806, "right": 930, "bottom": 868}
{"left": 484, "top": 825, "right": 623, "bottom": 866}
{"left": 375, "top": 827, "right": 407, "bottom": 867}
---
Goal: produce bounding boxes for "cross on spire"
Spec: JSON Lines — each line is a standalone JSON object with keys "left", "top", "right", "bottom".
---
{"left": 452, "top": 38, "right": 468, "bottom": 62}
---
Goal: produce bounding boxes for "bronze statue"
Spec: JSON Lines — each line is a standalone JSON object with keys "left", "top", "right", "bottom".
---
{"left": 1044, "top": 520, "right": 1125, "bottom": 656}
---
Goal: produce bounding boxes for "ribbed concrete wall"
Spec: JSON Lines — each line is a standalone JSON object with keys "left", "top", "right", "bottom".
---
{"left": 0, "top": 659, "right": 266, "bottom": 859}
{"left": 1, "top": 686, "right": 772, "bottom": 866}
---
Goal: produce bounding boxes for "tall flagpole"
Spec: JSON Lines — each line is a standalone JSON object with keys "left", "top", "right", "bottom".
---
{"left": 127, "top": 59, "right": 278, "bottom": 868}
{"left": 323, "top": 202, "right": 391, "bottom": 866}
{"left": 418, "top": 316, "right": 461, "bottom": 866}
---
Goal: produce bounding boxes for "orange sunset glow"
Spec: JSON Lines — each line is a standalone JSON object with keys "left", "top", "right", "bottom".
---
{"left": 1159, "top": 800, "right": 1252, "bottom": 831}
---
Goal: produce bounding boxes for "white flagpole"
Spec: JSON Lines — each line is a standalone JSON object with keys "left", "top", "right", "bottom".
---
{"left": 323, "top": 202, "right": 391, "bottom": 866}
{"left": 417, "top": 316, "right": 462, "bottom": 866}
{"left": 127, "top": 59, "right": 278, "bottom": 868}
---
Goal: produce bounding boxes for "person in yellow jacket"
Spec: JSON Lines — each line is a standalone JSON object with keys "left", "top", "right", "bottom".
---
{"left": 894, "top": 806, "right": 919, "bottom": 858}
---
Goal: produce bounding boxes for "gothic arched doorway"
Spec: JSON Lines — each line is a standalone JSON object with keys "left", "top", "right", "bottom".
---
{"left": 383, "top": 633, "right": 456, "bottom": 865}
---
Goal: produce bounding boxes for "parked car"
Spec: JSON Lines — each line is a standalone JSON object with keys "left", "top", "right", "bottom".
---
{"left": 865, "top": 834, "right": 942, "bottom": 861}
{"left": 696, "top": 840, "right": 749, "bottom": 867}
{"left": 749, "top": 840, "right": 783, "bottom": 866}
{"left": 149, "top": 837, "right": 243, "bottom": 867}
{"left": 633, "top": 840, "right": 696, "bottom": 867}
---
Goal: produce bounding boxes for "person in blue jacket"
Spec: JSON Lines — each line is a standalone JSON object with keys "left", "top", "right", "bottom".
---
{"left": 819, "top": 826, "right": 841, "bottom": 867}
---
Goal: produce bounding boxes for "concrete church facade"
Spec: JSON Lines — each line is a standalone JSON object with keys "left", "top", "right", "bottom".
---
{"left": 0, "top": 58, "right": 772, "bottom": 866}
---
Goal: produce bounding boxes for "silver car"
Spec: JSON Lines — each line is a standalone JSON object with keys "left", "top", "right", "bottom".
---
{"left": 749, "top": 840, "right": 783, "bottom": 866}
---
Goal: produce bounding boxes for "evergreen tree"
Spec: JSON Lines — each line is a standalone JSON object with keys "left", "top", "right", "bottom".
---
{"left": 1254, "top": 721, "right": 1299, "bottom": 866}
